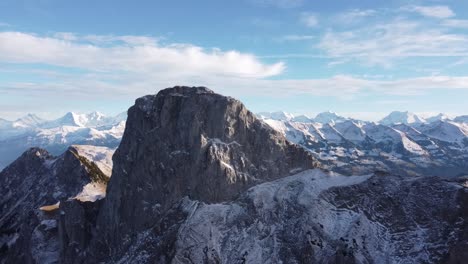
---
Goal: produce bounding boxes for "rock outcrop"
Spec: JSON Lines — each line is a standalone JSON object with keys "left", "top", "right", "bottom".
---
{"left": 113, "top": 170, "right": 468, "bottom": 263}
{"left": 0, "top": 146, "right": 112, "bottom": 264}
{"left": 93, "top": 86, "right": 320, "bottom": 258}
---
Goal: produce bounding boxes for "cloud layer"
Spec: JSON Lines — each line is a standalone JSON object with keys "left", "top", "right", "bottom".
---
{"left": 1, "top": 3, "right": 468, "bottom": 119}
{"left": 0, "top": 32, "right": 285, "bottom": 78}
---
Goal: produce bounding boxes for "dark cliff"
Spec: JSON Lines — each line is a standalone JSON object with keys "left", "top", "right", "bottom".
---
{"left": 94, "top": 86, "right": 320, "bottom": 257}
{"left": 0, "top": 146, "right": 108, "bottom": 264}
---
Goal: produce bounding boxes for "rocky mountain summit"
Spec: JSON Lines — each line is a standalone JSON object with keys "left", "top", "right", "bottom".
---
{"left": 94, "top": 86, "right": 320, "bottom": 258}
{"left": 0, "top": 145, "right": 114, "bottom": 263}
{"left": 1, "top": 86, "right": 467, "bottom": 264}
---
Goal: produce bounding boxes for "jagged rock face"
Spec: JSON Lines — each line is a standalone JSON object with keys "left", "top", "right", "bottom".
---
{"left": 0, "top": 146, "right": 110, "bottom": 264}
{"left": 96, "top": 86, "right": 319, "bottom": 256}
{"left": 113, "top": 170, "right": 468, "bottom": 264}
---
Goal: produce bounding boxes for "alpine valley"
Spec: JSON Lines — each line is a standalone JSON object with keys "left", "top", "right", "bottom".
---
{"left": 1, "top": 87, "right": 467, "bottom": 263}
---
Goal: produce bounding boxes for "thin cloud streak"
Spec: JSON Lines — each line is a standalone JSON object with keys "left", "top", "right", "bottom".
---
{"left": 318, "top": 19, "right": 468, "bottom": 66}
{"left": 402, "top": 5, "right": 455, "bottom": 19}
{"left": 0, "top": 31, "right": 285, "bottom": 78}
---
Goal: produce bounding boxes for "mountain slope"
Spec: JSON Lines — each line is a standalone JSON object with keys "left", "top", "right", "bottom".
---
{"left": 257, "top": 113, "right": 468, "bottom": 177}
{"left": 13, "top": 114, "right": 45, "bottom": 128}
{"left": 0, "top": 145, "right": 114, "bottom": 263}
{"left": 314, "top": 111, "right": 348, "bottom": 124}
{"left": 119, "top": 170, "right": 466, "bottom": 263}
{"left": 0, "top": 112, "right": 125, "bottom": 171}
{"left": 90, "top": 86, "right": 320, "bottom": 260}
{"left": 380, "top": 111, "right": 426, "bottom": 125}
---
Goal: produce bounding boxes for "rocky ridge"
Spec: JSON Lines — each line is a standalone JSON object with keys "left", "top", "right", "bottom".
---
{"left": 91, "top": 86, "right": 320, "bottom": 260}
{"left": 0, "top": 145, "right": 113, "bottom": 264}
{"left": 1, "top": 86, "right": 467, "bottom": 263}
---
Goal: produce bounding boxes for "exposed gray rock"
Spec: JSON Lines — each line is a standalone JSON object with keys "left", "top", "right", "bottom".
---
{"left": 112, "top": 170, "right": 468, "bottom": 264}
{"left": 59, "top": 199, "right": 103, "bottom": 263}
{"left": 0, "top": 146, "right": 110, "bottom": 264}
{"left": 92, "top": 86, "right": 320, "bottom": 259}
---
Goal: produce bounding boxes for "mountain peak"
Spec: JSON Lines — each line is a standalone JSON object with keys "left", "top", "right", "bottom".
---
{"left": 61, "top": 111, "right": 86, "bottom": 127}
{"left": 292, "top": 114, "right": 313, "bottom": 123}
{"left": 314, "top": 111, "right": 347, "bottom": 124}
{"left": 257, "top": 111, "right": 294, "bottom": 121}
{"left": 13, "top": 113, "right": 45, "bottom": 128}
{"left": 454, "top": 115, "right": 468, "bottom": 123}
{"left": 97, "top": 86, "right": 319, "bottom": 252}
{"left": 379, "top": 111, "right": 426, "bottom": 125}
{"left": 426, "top": 113, "right": 450, "bottom": 123}
{"left": 158, "top": 85, "right": 214, "bottom": 96}
{"left": 87, "top": 111, "right": 106, "bottom": 119}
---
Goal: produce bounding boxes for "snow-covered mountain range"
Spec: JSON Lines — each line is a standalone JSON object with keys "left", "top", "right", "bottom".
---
{"left": 2, "top": 87, "right": 467, "bottom": 263}
{"left": 0, "top": 112, "right": 125, "bottom": 170}
{"left": 1, "top": 109, "right": 467, "bottom": 176}
{"left": 259, "top": 111, "right": 468, "bottom": 177}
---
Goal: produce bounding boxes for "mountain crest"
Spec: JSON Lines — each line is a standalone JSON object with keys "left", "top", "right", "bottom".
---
{"left": 96, "top": 86, "right": 320, "bottom": 255}
{"left": 314, "top": 111, "right": 347, "bottom": 124}
{"left": 380, "top": 111, "right": 426, "bottom": 125}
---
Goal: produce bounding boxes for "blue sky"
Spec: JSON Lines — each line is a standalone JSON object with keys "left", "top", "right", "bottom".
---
{"left": 1, "top": 0, "right": 468, "bottom": 121}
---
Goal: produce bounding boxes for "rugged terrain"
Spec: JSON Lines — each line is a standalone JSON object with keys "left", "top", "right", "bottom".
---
{"left": 2, "top": 109, "right": 467, "bottom": 178}
{"left": 0, "top": 112, "right": 125, "bottom": 171}
{"left": 0, "top": 145, "right": 114, "bottom": 263}
{"left": 0, "top": 86, "right": 467, "bottom": 263}
{"left": 260, "top": 111, "right": 468, "bottom": 177}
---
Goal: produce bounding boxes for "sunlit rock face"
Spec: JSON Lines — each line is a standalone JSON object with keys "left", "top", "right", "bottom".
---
{"left": 94, "top": 86, "right": 320, "bottom": 257}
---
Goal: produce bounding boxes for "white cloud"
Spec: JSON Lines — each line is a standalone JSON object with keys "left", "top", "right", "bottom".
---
{"left": 318, "top": 19, "right": 468, "bottom": 66}
{"left": 300, "top": 13, "right": 318, "bottom": 27}
{"left": 0, "top": 31, "right": 284, "bottom": 78}
{"left": 442, "top": 19, "right": 468, "bottom": 29}
{"left": 52, "top": 32, "right": 78, "bottom": 41}
{"left": 403, "top": 5, "right": 455, "bottom": 19}
{"left": 5, "top": 70, "right": 468, "bottom": 100}
{"left": 3, "top": 63, "right": 468, "bottom": 119}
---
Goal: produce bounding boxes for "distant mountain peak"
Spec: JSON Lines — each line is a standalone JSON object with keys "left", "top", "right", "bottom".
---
{"left": 314, "top": 111, "right": 347, "bottom": 124}
{"left": 454, "top": 115, "right": 468, "bottom": 123}
{"left": 379, "top": 111, "right": 426, "bottom": 125}
{"left": 59, "top": 112, "right": 86, "bottom": 127}
{"left": 426, "top": 113, "right": 450, "bottom": 123}
{"left": 292, "top": 114, "right": 313, "bottom": 123}
{"left": 87, "top": 111, "right": 106, "bottom": 120}
{"left": 13, "top": 113, "right": 45, "bottom": 128}
{"left": 257, "top": 111, "right": 294, "bottom": 121}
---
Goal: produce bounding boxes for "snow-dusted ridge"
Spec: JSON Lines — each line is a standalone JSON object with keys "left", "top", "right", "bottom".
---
{"left": 0, "top": 111, "right": 126, "bottom": 171}
{"left": 1, "top": 109, "right": 467, "bottom": 175}
{"left": 258, "top": 111, "right": 468, "bottom": 177}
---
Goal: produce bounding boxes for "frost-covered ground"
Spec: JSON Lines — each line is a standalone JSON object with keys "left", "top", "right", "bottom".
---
{"left": 118, "top": 169, "right": 468, "bottom": 263}
{"left": 72, "top": 145, "right": 114, "bottom": 177}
